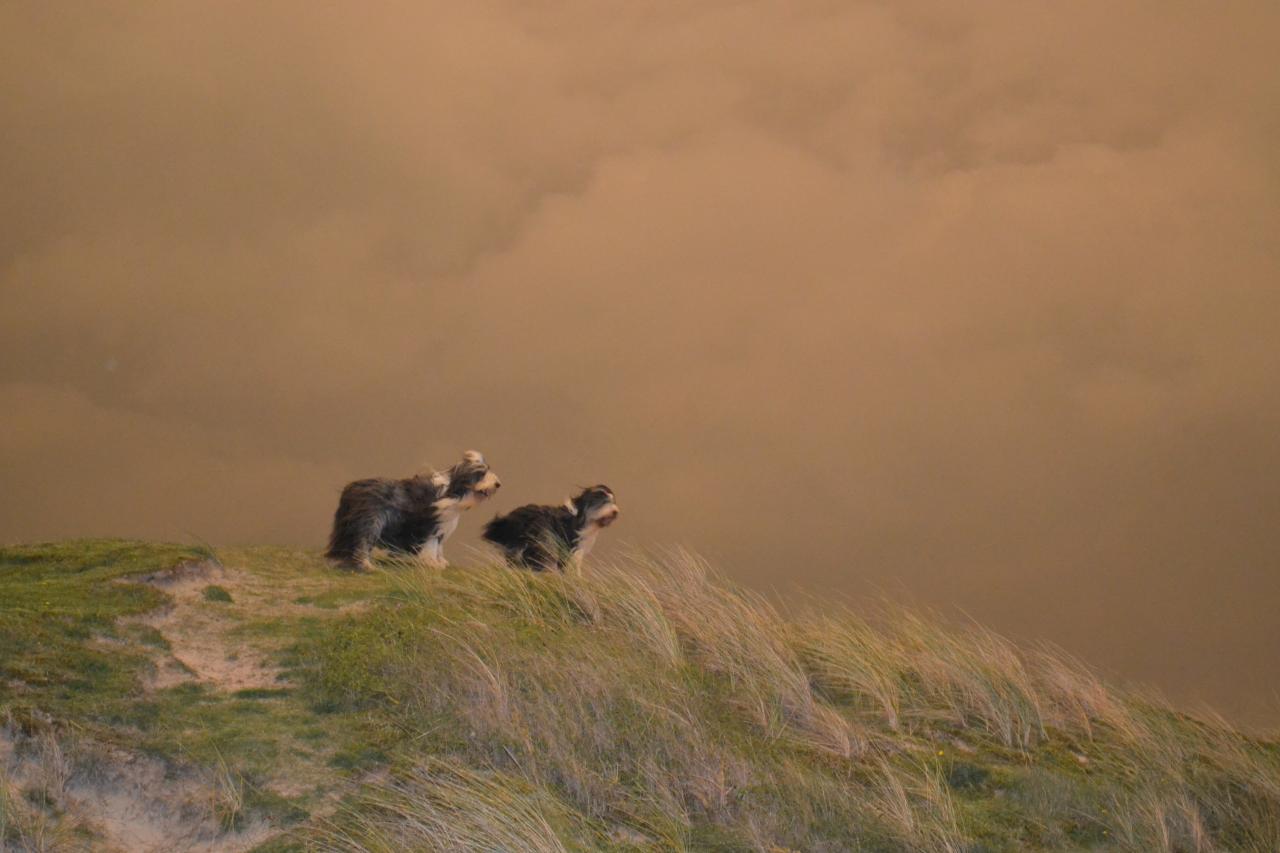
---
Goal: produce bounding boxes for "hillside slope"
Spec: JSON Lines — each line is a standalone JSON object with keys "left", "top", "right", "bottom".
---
{"left": 1, "top": 540, "right": 1277, "bottom": 852}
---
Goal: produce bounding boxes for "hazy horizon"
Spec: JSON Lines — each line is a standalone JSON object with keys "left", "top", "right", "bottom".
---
{"left": 3, "top": 2, "right": 1278, "bottom": 726}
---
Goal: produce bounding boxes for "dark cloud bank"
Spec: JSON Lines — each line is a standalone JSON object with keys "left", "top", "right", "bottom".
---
{"left": 3, "top": 2, "right": 1279, "bottom": 725}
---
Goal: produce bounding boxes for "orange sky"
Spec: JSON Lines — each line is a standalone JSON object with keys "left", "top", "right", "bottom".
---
{"left": 3, "top": 1, "right": 1279, "bottom": 725}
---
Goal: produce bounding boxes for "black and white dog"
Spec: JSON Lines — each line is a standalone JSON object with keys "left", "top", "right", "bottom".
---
{"left": 326, "top": 450, "right": 501, "bottom": 570}
{"left": 482, "top": 485, "right": 619, "bottom": 571}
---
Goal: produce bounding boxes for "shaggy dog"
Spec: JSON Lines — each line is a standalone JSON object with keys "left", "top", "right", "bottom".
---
{"left": 482, "top": 485, "right": 619, "bottom": 571}
{"left": 326, "top": 450, "right": 501, "bottom": 570}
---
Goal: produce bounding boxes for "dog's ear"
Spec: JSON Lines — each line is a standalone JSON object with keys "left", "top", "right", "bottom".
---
{"left": 462, "top": 450, "right": 485, "bottom": 465}
{"left": 564, "top": 497, "right": 578, "bottom": 515}
{"left": 430, "top": 470, "right": 451, "bottom": 489}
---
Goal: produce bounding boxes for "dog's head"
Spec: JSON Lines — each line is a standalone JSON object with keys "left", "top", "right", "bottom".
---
{"left": 567, "top": 485, "right": 620, "bottom": 528}
{"left": 442, "top": 450, "right": 501, "bottom": 508}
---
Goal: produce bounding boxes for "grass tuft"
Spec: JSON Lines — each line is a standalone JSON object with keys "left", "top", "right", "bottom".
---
{"left": 204, "top": 584, "right": 234, "bottom": 603}
{"left": 318, "top": 759, "right": 583, "bottom": 852}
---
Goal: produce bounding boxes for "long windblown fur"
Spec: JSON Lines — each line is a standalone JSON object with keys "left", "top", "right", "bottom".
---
{"left": 483, "top": 485, "right": 619, "bottom": 572}
{"left": 327, "top": 450, "right": 500, "bottom": 570}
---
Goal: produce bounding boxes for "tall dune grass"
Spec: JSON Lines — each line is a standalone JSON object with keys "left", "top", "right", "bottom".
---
{"left": 309, "top": 550, "right": 1280, "bottom": 851}
{"left": 318, "top": 760, "right": 574, "bottom": 853}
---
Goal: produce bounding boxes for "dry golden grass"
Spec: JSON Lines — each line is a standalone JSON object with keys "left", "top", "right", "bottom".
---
{"left": 303, "top": 549, "right": 1280, "bottom": 851}
{"left": 318, "top": 760, "right": 573, "bottom": 853}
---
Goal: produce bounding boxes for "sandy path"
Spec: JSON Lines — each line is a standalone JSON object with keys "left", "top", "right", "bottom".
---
{"left": 135, "top": 560, "right": 282, "bottom": 693}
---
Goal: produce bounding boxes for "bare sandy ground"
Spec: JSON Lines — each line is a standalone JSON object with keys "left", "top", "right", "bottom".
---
{"left": 134, "top": 560, "right": 282, "bottom": 694}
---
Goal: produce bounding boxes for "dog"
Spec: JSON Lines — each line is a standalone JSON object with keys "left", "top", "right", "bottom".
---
{"left": 482, "top": 485, "right": 619, "bottom": 572}
{"left": 326, "top": 450, "right": 501, "bottom": 570}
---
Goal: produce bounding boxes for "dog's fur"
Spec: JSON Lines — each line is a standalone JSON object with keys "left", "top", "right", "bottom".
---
{"left": 482, "top": 485, "right": 619, "bottom": 572}
{"left": 326, "top": 450, "right": 500, "bottom": 570}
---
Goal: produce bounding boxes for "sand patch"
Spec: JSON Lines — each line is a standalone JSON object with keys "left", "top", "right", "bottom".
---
{"left": 130, "top": 560, "right": 282, "bottom": 693}
{"left": 2, "top": 724, "right": 271, "bottom": 853}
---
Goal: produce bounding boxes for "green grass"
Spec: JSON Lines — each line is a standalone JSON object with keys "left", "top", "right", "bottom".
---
{"left": 2, "top": 541, "right": 1278, "bottom": 851}
{"left": 204, "top": 584, "right": 235, "bottom": 603}
{"left": 0, "top": 540, "right": 204, "bottom": 719}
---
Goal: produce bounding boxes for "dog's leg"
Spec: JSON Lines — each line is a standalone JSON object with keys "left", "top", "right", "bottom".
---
{"left": 353, "top": 511, "right": 390, "bottom": 572}
{"left": 351, "top": 541, "right": 375, "bottom": 573}
{"left": 352, "top": 531, "right": 378, "bottom": 572}
{"left": 418, "top": 537, "right": 446, "bottom": 569}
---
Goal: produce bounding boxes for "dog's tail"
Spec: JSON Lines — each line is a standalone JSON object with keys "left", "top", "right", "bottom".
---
{"left": 326, "top": 485, "right": 364, "bottom": 562}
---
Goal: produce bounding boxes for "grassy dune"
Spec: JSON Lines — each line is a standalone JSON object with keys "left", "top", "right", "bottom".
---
{"left": 2, "top": 541, "right": 1278, "bottom": 851}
